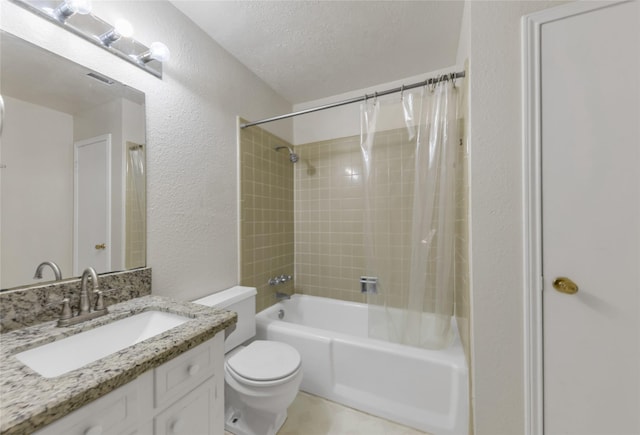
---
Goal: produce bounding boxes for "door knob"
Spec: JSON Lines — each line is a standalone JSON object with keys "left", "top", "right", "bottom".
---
{"left": 552, "top": 277, "right": 579, "bottom": 295}
{"left": 95, "top": 243, "right": 106, "bottom": 250}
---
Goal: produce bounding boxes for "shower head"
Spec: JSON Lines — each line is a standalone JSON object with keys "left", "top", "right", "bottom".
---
{"left": 275, "top": 146, "right": 299, "bottom": 163}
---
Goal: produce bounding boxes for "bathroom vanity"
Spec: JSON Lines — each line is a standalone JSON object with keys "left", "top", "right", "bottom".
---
{"left": 34, "top": 335, "right": 223, "bottom": 435}
{"left": 0, "top": 296, "right": 236, "bottom": 435}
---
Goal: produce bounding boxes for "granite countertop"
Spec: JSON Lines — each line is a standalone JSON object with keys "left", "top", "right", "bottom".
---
{"left": 0, "top": 295, "right": 236, "bottom": 435}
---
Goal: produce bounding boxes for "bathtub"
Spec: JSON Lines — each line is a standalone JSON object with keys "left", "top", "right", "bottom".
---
{"left": 255, "top": 294, "right": 469, "bottom": 435}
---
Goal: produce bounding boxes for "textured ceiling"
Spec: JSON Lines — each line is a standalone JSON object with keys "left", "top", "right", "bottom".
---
{"left": 171, "top": 1, "right": 464, "bottom": 104}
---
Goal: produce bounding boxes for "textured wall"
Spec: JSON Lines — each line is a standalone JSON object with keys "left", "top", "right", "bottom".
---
{"left": 467, "top": 2, "right": 567, "bottom": 434}
{"left": 239, "top": 125, "right": 294, "bottom": 312}
{"left": 0, "top": 1, "right": 292, "bottom": 301}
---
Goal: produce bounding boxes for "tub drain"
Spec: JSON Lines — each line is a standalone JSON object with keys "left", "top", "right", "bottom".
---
{"left": 278, "top": 309, "right": 285, "bottom": 320}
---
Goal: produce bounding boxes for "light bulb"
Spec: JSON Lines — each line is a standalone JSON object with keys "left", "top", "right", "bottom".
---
{"left": 135, "top": 42, "right": 170, "bottom": 64}
{"left": 66, "top": 0, "right": 92, "bottom": 15}
{"left": 114, "top": 19, "right": 133, "bottom": 38}
{"left": 149, "top": 42, "right": 170, "bottom": 62}
{"left": 99, "top": 19, "right": 133, "bottom": 46}
{"left": 52, "top": 0, "right": 91, "bottom": 21}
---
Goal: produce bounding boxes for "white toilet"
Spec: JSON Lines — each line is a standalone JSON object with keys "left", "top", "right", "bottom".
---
{"left": 194, "top": 286, "right": 302, "bottom": 435}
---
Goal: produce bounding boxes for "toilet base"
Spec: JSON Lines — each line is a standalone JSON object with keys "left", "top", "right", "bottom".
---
{"left": 224, "top": 406, "right": 287, "bottom": 435}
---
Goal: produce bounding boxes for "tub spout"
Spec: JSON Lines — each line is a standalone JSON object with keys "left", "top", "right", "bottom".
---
{"left": 275, "top": 291, "right": 291, "bottom": 301}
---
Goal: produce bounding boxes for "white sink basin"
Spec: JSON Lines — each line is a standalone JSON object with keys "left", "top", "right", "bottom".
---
{"left": 15, "top": 311, "right": 190, "bottom": 378}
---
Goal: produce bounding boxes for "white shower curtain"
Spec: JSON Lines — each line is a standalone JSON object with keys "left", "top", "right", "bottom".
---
{"left": 128, "top": 145, "right": 145, "bottom": 222}
{"left": 360, "top": 79, "right": 459, "bottom": 350}
{"left": 125, "top": 144, "right": 146, "bottom": 269}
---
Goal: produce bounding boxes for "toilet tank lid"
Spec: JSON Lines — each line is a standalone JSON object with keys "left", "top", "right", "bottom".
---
{"left": 193, "top": 286, "right": 257, "bottom": 308}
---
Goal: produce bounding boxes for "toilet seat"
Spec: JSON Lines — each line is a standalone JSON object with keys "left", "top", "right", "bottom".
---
{"left": 226, "top": 340, "right": 301, "bottom": 385}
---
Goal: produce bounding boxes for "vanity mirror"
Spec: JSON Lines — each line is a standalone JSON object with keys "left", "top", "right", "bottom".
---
{"left": 0, "top": 30, "right": 147, "bottom": 290}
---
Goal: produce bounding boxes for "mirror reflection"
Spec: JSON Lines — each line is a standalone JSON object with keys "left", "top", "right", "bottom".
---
{"left": 0, "top": 30, "right": 146, "bottom": 290}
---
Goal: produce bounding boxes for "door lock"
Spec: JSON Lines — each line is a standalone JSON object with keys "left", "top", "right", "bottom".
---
{"left": 552, "top": 277, "right": 579, "bottom": 295}
{"left": 95, "top": 243, "right": 106, "bottom": 250}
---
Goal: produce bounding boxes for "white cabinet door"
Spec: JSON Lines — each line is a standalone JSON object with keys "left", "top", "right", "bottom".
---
{"left": 541, "top": 1, "right": 640, "bottom": 434}
{"left": 154, "top": 377, "right": 217, "bottom": 435}
{"left": 33, "top": 371, "right": 151, "bottom": 435}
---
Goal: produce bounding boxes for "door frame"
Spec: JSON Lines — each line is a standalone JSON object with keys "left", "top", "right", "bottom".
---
{"left": 521, "top": 2, "right": 632, "bottom": 434}
{"left": 73, "top": 134, "right": 112, "bottom": 275}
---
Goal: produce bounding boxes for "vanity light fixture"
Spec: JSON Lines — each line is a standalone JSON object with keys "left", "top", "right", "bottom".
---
{"left": 135, "top": 42, "right": 171, "bottom": 64}
{"left": 98, "top": 19, "right": 133, "bottom": 47}
{"left": 9, "top": 0, "right": 168, "bottom": 78}
{"left": 52, "top": 0, "right": 92, "bottom": 22}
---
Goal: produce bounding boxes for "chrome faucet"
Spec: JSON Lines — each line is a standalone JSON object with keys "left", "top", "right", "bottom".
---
{"left": 33, "top": 261, "right": 62, "bottom": 281}
{"left": 79, "top": 267, "right": 98, "bottom": 314}
{"left": 57, "top": 267, "right": 108, "bottom": 327}
{"left": 268, "top": 274, "right": 293, "bottom": 286}
{"left": 275, "top": 291, "right": 291, "bottom": 301}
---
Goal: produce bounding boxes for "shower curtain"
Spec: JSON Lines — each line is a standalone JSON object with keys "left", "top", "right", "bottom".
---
{"left": 360, "top": 78, "right": 459, "bottom": 350}
{"left": 125, "top": 144, "right": 146, "bottom": 269}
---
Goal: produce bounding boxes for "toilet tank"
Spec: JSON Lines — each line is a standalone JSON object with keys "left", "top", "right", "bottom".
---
{"left": 193, "top": 286, "right": 257, "bottom": 353}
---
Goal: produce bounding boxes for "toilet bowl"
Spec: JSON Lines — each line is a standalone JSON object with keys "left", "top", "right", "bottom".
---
{"left": 194, "top": 286, "right": 302, "bottom": 435}
{"left": 224, "top": 341, "right": 302, "bottom": 435}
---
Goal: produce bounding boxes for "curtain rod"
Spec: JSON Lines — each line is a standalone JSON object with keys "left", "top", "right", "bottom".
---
{"left": 240, "top": 70, "right": 465, "bottom": 129}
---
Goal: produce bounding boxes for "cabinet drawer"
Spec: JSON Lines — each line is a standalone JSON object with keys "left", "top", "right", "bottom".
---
{"left": 34, "top": 371, "right": 151, "bottom": 435}
{"left": 154, "top": 337, "right": 217, "bottom": 410}
{"left": 154, "top": 376, "right": 216, "bottom": 435}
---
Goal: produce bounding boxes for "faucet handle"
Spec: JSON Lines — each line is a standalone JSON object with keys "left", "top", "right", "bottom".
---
{"left": 60, "top": 298, "right": 72, "bottom": 320}
{"left": 93, "top": 290, "right": 105, "bottom": 311}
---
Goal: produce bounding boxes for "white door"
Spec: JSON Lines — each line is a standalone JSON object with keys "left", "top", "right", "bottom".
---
{"left": 541, "top": 1, "right": 639, "bottom": 434}
{"left": 74, "top": 135, "right": 111, "bottom": 275}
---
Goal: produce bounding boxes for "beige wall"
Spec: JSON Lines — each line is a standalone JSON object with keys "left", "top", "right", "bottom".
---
{"left": 295, "top": 130, "right": 414, "bottom": 304}
{"left": 294, "top": 135, "right": 365, "bottom": 302}
{"left": 295, "top": 125, "right": 465, "bottom": 315}
{"left": 467, "top": 2, "right": 567, "bottom": 434}
{"left": 239, "top": 125, "right": 294, "bottom": 312}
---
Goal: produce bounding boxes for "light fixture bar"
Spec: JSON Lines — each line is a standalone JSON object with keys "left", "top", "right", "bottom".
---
{"left": 9, "top": 0, "right": 167, "bottom": 79}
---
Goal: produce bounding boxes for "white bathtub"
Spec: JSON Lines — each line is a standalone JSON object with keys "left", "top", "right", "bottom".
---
{"left": 256, "top": 294, "right": 469, "bottom": 435}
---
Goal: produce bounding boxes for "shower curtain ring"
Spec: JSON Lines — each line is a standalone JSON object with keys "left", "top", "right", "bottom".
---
{"left": 400, "top": 85, "right": 405, "bottom": 100}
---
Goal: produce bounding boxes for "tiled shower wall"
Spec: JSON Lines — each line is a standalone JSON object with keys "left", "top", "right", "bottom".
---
{"left": 239, "top": 125, "right": 294, "bottom": 312}
{"left": 239, "top": 103, "right": 469, "bottom": 335}
{"left": 295, "top": 123, "right": 469, "bottom": 319}
{"left": 294, "top": 130, "right": 416, "bottom": 306}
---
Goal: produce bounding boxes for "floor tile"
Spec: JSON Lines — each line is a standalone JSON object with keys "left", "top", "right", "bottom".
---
{"left": 277, "top": 392, "right": 430, "bottom": 435}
